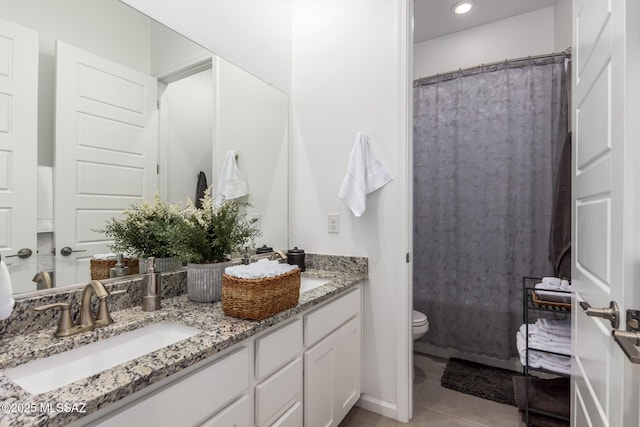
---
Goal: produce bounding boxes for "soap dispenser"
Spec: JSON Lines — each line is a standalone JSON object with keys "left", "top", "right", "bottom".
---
{"left": 142, "top": 257, "right": 161, "bottom": 311}
{"left": 109, "top": 254, "right": 129, "bottom": 278}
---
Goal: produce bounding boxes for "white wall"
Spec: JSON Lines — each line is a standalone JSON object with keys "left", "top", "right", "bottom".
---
{"left": 554, "top": 0, "right": 572, "bottom": 52}
{"left": 122, "top": 0, "right": 292, "bottom": 94}
{"left": 291, "top": 0, "right": 412, "bottom": 420}
{"left": 214, "top": 57, "right": 289, "bottom": 252}
{"left": 414, "top": 7, "right": 555, "bottom": 79}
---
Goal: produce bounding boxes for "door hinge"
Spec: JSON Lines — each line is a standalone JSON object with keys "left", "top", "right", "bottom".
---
{"left": 156, "top": 164, "right": 159, "bottom": 174}
{"left": 406, "top": 252, "right": 410, "bottom": 263}
{"left": 156, "top": 99, "right": 160, "bottom": 110}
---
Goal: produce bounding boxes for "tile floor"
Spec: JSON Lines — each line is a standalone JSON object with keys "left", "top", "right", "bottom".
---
{"left": 339, "top": 353, "right": 524, "bottom": 427}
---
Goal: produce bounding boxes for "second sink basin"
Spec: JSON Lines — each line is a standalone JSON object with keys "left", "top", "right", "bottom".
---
{"left": 4, "top": 321, "right": 202, "bottom": 394}
{"left": 300, "top": 277, "right": 331, "bottom": 293}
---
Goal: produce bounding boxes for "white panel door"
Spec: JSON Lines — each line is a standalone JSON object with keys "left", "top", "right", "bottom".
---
{"left": 571, "top": 0, "right": 640, "bottom": 426}
{"left": 0, "top": 18, "right": 38, "bottom": 292}
{"left": 55, "top": 42, "right": 157, "bottom": 285}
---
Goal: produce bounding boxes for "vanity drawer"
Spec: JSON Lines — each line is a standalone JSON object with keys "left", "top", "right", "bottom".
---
{"left": 255, "top": 318, "right": 302, "bottom": 381}
{"left": 96, "top": 346, "right": 248, "bottom": 426}
{"left": 304, "top": 287, "right": 360, "bottom": 346}
{"left": 271, "top": 401, "right": 302, "bottom": 427}
{"left": 199, "top": 396, "right": 250, "bottom": 427}
{"left": 255, "top": 357, "right": 302, "bottom": 427}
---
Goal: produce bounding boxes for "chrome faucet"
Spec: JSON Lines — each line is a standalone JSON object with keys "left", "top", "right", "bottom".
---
{"left": 80, "top": 280, "right": 115, "bottom": 328}
{"left": 34, "top": 280, "right": 124, "bottom": 338}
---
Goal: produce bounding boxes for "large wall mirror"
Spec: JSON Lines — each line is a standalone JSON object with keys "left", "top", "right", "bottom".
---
{"left": 0, "top": 0, "right": 289, "bottom": 295}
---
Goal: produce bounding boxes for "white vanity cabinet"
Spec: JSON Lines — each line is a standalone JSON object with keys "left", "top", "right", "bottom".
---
{"left": 81, "top": 283, "right": 361, "bottom": 427}
{"left": 303, "top": 288, "right": 362, "bottom": 427}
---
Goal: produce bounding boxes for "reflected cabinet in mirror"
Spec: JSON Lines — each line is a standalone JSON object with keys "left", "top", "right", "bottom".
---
{"left": 0, "top": 0, "right": 289, "bottom": 295}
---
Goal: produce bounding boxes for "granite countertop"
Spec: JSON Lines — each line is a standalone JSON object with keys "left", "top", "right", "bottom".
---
{"left": 0, "top": 268, "right": 365, "bottom": 427}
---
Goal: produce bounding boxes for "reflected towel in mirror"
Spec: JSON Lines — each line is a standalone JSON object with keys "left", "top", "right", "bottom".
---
{"left": 216, "top": 150, "right": 249, "bottom": 203}
{"left": 37, "top": 166, "right": 54, "bottom": 232}
{"left": 339, "top": 132, "right": 393, "bottom": 217}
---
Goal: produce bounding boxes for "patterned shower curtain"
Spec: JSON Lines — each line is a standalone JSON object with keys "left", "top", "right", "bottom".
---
{"left": 413, "top": 55, "right": 568, "bottom": 359}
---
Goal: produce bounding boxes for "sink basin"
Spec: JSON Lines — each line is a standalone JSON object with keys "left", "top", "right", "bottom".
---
{"left": 4, "top": 321, "right": 201, "bottom": 394}
{"left": 300, "top": 277, "right": 331, "bottom": 293}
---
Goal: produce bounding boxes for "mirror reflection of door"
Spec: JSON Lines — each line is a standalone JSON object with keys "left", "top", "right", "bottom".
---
{"left": 54, "top": 41, "right": 158, "bottom": 286}
{"left": 0, "top": 18, "right": 38, "bottom": 293}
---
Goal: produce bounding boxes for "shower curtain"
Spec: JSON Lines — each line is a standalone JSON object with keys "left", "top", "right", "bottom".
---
{"left": 413, "top": 55, "right": 568, "bottom": 359}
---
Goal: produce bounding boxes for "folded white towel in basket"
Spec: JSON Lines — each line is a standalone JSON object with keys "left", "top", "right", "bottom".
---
{"left": 225, "top": 259, "right": 298, "bottom": 280}
{"left": 339, "top": 132, "right": 393, "bottom": 217}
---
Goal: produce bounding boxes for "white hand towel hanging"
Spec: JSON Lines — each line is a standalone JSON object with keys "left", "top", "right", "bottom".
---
{"left": 339, "top": 132, "right": 393, "bottom": 216}
{"left": 0, "top": 258, "right": 15, "bottom": 320}
{"left": 215, "top": 151, "right": 249, "bottom": 204}
{"left": 37, "top": 166, "right": 54, "bottom": 232}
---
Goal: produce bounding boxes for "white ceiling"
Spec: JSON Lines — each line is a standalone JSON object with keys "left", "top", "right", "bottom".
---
{"left": 414, "top": 0, "right": 559, "bottom": 43}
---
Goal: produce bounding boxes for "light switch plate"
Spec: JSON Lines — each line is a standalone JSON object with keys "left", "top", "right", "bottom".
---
{"left": 328, "top": 213, "right": 340, "bottom": 233}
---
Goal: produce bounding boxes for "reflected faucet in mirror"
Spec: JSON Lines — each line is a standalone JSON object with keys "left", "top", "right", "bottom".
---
{"left": 32, "top": 271, "right": 52, "bottom": 290}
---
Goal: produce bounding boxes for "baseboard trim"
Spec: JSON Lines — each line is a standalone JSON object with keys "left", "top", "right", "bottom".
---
{"left": 413, "top": 342, "right": 522, "bottom": 372}
{"left": 356, "top": 394, "right": 398, "bottom": 419}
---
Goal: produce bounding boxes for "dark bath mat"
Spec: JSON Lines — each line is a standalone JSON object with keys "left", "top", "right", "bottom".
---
{"left": 441, "top": 357, "right": 522, "bottom": 406}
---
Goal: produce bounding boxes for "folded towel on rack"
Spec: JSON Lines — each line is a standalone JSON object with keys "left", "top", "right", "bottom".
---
{"left": 338, "top": 132, "right": 393, "bottom": 217}
{"left": 516, "top": 331, "right": 571, "bottom": 375}
{"left": 37, "top": 166, "right": 54, "bottom": 232}
{"left": 520, "top": 324, "right": 572, "bottom": 355}
{"left": 536, "top": 319, "right": 571, "bottom": 335}
{"left": 216, "top": 151, "right": 248, "bottom": 203}
{"left": 538, "top": 277, "right": 571, "bottom": 291}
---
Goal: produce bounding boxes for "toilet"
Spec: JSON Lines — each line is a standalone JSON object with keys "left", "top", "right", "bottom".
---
{"left": 412, "top": 310, "right": 429, "bottom": 378}
{"left": 412, "top": 310, "right": 429, "bottom": 341}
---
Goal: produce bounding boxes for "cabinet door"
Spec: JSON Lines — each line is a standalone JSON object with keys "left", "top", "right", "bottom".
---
{"left": 304, "top": 333, "right": 337, "bottom": 427}
{"left": 336, "top": 316, "right": 361, "bottom": 422}
{"left": 199, "top": 396, "right": 250, "bottom": 427}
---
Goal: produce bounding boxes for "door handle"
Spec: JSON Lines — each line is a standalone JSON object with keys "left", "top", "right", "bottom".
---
{"left": 612, "top": 330, "right": 640, "bottom": 364}
{"left": 579, "top": 300, "right": 620, "bottom": 329}
{"left": 60, "top": 247, "right": 87, "bottom": 257}
{"left": 5, "top": 248, "right": 33, "bottom": 259}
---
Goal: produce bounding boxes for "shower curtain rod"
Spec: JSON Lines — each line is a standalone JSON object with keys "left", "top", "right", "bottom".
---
{"left": 415, "top": 47, "right": 572, "bottom": 86}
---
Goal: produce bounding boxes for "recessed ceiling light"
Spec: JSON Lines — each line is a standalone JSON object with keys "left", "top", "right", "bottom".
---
{"left": 451, "top": 0, "right": 473, "bottom": 15}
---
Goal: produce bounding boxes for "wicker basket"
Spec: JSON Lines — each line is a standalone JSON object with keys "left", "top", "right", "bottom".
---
{"left": 222, "top": 269, "right": 301, "bottom": 320}
{"left": 90, "top": 258, "right": 140, "bottom": 280}
{"left": 531, "top": 290, "right": 571, "bottom": 310}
